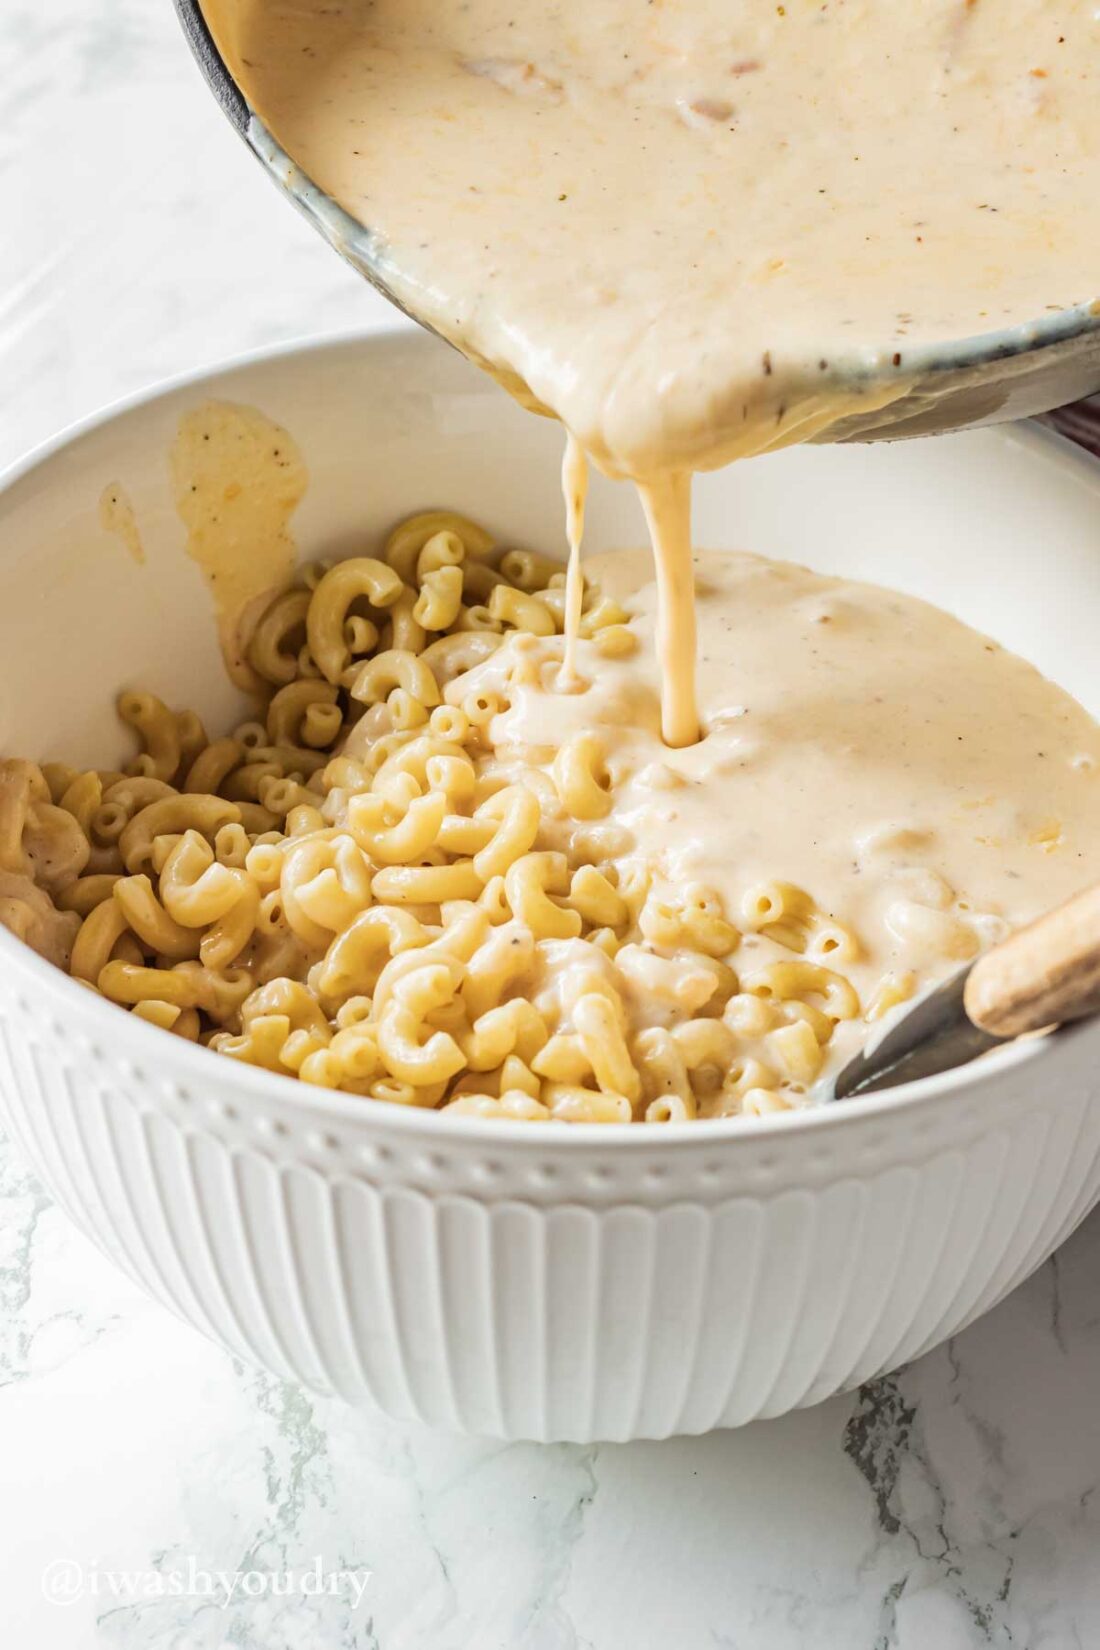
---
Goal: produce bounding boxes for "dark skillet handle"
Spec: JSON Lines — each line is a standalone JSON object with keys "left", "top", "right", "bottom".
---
{"left": 172, "top": 0, "right": 249, "bottom": 134}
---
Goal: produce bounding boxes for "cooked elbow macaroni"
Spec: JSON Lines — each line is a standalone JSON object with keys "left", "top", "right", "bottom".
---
{"left": 0, "top": 508, "right": 1019, "bottom": 1123}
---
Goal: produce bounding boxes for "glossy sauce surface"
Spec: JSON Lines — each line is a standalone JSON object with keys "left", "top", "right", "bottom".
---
{"left": 441, "top": 548, "right": 1100, "bottom": 1091}
{"left": 202, "top": 0, "right": 1100, "bottom": 477}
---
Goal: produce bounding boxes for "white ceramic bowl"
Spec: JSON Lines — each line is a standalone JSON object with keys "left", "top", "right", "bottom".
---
{"left": 3, "top": 330, "right": 1100, "bottom": 1442}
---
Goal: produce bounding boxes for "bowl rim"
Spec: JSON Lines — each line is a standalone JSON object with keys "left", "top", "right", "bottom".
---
{"left": 2, "top": 325, "right": 1097, "bottom": 1147}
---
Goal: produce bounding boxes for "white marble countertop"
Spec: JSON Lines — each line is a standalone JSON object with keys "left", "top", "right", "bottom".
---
{"left": 3, "top": 4, "right": 1100, "bottom": 1646}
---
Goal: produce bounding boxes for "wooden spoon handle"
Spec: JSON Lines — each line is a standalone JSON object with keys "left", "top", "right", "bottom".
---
{"left": 964, "top": 881, "right": 1100, "bottom": 1039}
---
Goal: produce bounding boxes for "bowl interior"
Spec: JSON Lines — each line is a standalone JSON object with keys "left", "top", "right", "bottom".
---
{"left": 3, "top": 329, "right": 1100, "bottom": 774}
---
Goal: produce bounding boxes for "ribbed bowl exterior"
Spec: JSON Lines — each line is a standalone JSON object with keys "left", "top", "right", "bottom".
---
{"left": 2, "top": 951, "right": 1097, "bottom": 1441}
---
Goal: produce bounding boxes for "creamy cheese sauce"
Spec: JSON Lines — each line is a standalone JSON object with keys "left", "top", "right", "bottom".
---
{"left": 201, "top": 0, "right": 1100, "bottom": 474}
{"left": 201, "top": 0, "right": 1100, "bottom": 741}
{"left": 443, "top": 548, "right": 1100, "bottom": 1088}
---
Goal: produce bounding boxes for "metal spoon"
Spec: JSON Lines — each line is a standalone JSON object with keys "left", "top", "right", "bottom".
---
{"left": 828, "top": 881, "right": 1100, "bottom": 1100}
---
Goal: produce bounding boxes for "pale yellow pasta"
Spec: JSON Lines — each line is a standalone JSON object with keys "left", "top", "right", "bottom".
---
{"left": 461, "top": 923, "right": 536, "bottom": 1021}
{"left": 415, "top": 529, "right": 465, "bottom": 579}
{"left": 741, "top": 880, "right": 814, "bottom": 931}
{"left": 384, "top": 510, "right": 494, "bottom": 584}
{"left": 460, "top": 999, "right": 548, "bottom": 1071}
{"left": 258, "top": 776, "right": 317, "bottom": 818}
{"left": 185, "top": 738, "right": 242, "bottom": 796}
{"left": 57, "top": 873, "right": 122, "bottom": 917}
{"left": 677, "top": 885, "right": 741, "bottom": 958}
{"left": 531, "top": 1033, "right": 591, "bottom": 1085}
{"left": 222, "top": 761, "right": 281, "bottom": 805}
{"left": 382, "top": 587, "right": 427, "bottom": 656}
{"left": 176, "top": 711, "right": 207, "bottom": 771}
{"left": 377, "top": 964, "right": 466, "bottom": 1085}
{"left": 741, "top": 1088, "right": 795, "bottom": 1117}
{"left": 42, "top": 762, "right": 79, "bottom": 804}
{"left": 553, "top": 732, "right": 612, "bottom": 820}
{"left": 343, "top": 614, "right": 379, "bottom": 658}
{"left": 673, "top": 1017, "right": 738, "bottom": 1074}
{"left": 71, "top": 899, "right": 133, "bottom": 983}
{"left": 806, "top": 914, "right": 861, "bottom": 965}
{"left": 213, "top": 1012, "right": 294, "bottom": 1071}
{"left": 573, "top": 992, "right": 640, "bottom": 1103}
{"left": 132, "top": 998, "right": 189, "bottom": 1034}
{"left": 318, "top": 904, "right": 428, "bottom": 1000}
{"left": 120, "top": 796, "right": 240, "bottom": 873}
{"left": 429, "top": 705, "right": 469, "bottom": 744}
{"left": 461, "top": 561, "right": 505, "bottom": 603}
{"left": 118, "top": 692, "right": 181, "bottom": 783}
{"left": 159, "top": 829, "right": 251, "bottom": 926}
{"left": 471, "top": 785, "right": 540, "bottom": 882}
{"left": 201, "top": 876, "right": 260, "bottom": 969}
{"left": 568, "top": 865, "right": 627, "bottom": 929}
{"left": 0, "top": 759, "right": 46, "bottom": 870}
{"left": 307, "top": 557, "right": 403, "bottom": 685}
{"left": 489, "top": 584, "right": 556, "bottom": 637}
{"left": 244, "top": 841, "right": 285, "bottom": 892}
{"left": 386, "top": 688, "right": 428, "bottom": 731}
{"left": 104, "top": 777, "right": 179, "bottom": 816}
{"left": 266, "top": 679, "right": 340, "bottom": 746}
{"left": 113, "top": 874, "right": 201, "bottom": 961}
{"left": 743, "top": 960, "right": 860, "bottom": 1021}
{"left": 280, "top": 834, "right": 369, "bottom": 948}
{"left": 775, "top": 996, "right": 835, "bottom": 1046}
{"left": 768, "top": 1019, "right": 824, "bottom": 1085}
{"left": 634, "top": 1027, "right": 694, "bottom": 1115}
{"left": 722, "top": 1058, "right": 780, "bottom": 1099}
{"left": 500, "top": 1054, "right": 540, "bottom": 1098}
{"left": 505, "top": 852, "right": 582, "bottom": 940}
{"left": 614, "top": 943, "right": 726, "bottom": 1014}
{"left": 351, "top": 648, "right": 441, "bottom": 710}
{"left": 413, "top": 565, "right": 464, "bottom": 631}
{"left": 884, "top": 898, "right": 980, "bottom": 963}
{"left": 461, "top": 689, "right": 501, "bottom": 732}
{"left": 865, "top": 969, "right": 918, "bottom": 1023}
{"left": 370, "top": 927, "right": 477, "bottom": 1019}
{"left": 543, "top": 1085, "right": 633, "bottom": 1124}
{"left": 443, "top": 1090, "right": 550, "bottom": 1121}
{"left": 423, "top": 630, "right": 502, "bottom": 686}
{"left": 349, "top": 790, "right": 446, "bottom": 866}
{"left": 499, "top": 548, "right": 561, "bottom": 591}
{"left": 592, "top": 623, "right": 637, "bottom": 659}
{"left": 58, "top": 771, "right": 103, "bottom": 837}
{"left": 645, "top": 1091, "right": 696, "bottom": 1123}
{"left": 248, "top": 587, "right": 312, "bottom": 685}
{"left": 723, "top": 991, "right": 778, "bottom": 1039}
{"left": 424, "top": 753, "right": 477, "bottom": 807}
{"left": 579, "top": 596, "right": 630, "bottom": 636}
{"left": 214, "top": 822, "right": 251, "bottom": 868}
{"left": 372, "top": 859, "right": 482, "bottom": 905}
{"left": 99, "top": 959, "right": 205, "bottom": 1009}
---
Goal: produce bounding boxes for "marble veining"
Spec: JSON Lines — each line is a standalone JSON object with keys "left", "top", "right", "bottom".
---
{"left": 3, "top": 2, "right": 1100, "bottom": 1646}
